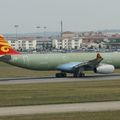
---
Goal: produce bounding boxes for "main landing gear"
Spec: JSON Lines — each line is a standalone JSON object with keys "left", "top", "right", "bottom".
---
{"left": 55, "top": 72, "right": 85, "bottom": 78}
{"left": 55, "top": 72, "right": 67, "bottom": 78}
{"left": 73, "top": 72, "right": 85, "bottom": 77}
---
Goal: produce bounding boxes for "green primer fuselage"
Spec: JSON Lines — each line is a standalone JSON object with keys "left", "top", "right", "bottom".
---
{"left": 2, "top": 52, "right": 120, "bottom": 71}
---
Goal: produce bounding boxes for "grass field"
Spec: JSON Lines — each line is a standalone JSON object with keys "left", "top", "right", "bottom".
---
{"left": 0, "top": 62, "right": 120, "bottom": 107}
{"left": 0, "top": 111, "right": 120, "bottom": 120}
{"left": 0, "top": 80, "right": 119, "bottom": 107}
{"left": 0, "top": 62, "right": 119, "bottom": 120}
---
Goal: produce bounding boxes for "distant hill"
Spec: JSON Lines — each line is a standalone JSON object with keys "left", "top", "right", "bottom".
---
{"left": 98, "top": 29, "right": 120, "bottom": 33}
{"left": 4, "top": 32, "right": 60, "bottom": 37}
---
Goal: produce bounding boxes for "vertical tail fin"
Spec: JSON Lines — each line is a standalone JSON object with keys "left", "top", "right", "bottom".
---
{"left": 0, "top": 35, "right": 20, "bottom": 55}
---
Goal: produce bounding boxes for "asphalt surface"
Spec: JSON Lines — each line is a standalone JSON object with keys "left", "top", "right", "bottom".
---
{"left": 0, "top": 101, "right": 120, "bottom": 116}
{"left": 0, "top": 73, "right": 120, "bottom": 84}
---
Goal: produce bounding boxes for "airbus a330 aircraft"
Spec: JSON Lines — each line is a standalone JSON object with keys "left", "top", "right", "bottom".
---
{"left": 0, "top": 35, "right": 117, "bottom": 77}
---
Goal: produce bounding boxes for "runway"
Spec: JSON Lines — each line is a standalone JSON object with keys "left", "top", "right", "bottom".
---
{"left": 0, "top": 101, "right": 120, "bottom": 116}
{"left": 0, "top": 73, "right": 120, "bottom": 84}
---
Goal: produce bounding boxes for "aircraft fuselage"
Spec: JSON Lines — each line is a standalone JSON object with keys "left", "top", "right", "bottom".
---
{"left": 1, "top": 52, "right": 120, "bottom": 71}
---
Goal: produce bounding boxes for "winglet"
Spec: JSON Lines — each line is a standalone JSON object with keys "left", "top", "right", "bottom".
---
{"left": 96, "top": 53, "right": 103, "bottom": 62}
{"left": 96, "top": 53, "right": 103, "bottom": 59}
{"left": 0, "top": 35, "right": 20, "bottom": 55}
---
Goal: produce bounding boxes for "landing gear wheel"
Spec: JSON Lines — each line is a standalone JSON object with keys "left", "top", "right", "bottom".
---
{"left": 56, "top": 73, "right": 67, "bottom": 78}
{"left": 73, "top": 72, "right": 85, "bottom": 78}
{"left": 79, "top": 73, "right": 85, "bottom": 77}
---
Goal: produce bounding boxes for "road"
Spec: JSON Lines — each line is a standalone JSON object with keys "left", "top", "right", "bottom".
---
{"left": 0, "top": 73, "right": 120, "bottom": 84}
{"left": 0, "top": 101, "right": 120, "bottom": 116}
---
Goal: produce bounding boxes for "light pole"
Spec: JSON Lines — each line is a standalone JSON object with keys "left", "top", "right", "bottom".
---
{"left": 14, "top": 25, "right": 19, "bottom": 40}
{"left": 61, "top": 20, "right": 63, "bottom": 40}
{"left": 43, "top": 26, "right": 47, "bottom": 50}
{"left": 43, "top": 26, "right": 47, "bottom": 40}
{"left": 36, "top": 26, "right": 41, "bottom": 51}
{"left": 36, "top": 26, "right": 40, "bottom": 38}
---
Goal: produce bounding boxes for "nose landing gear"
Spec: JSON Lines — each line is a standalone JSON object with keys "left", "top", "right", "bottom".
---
{"left": 55, "top": 72, "right": 67, "bottom": 78}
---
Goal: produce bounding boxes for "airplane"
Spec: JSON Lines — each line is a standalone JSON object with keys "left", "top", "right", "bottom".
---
{"left": 0, "top": 35, "right": 117, "bottom": 77}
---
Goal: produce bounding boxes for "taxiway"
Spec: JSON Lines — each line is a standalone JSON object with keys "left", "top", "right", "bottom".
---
{"left": 0, "top": 73, "right": 120, "bottom": 84}
{"left": 0, "top": 101, "right": 120, "bottom": 116}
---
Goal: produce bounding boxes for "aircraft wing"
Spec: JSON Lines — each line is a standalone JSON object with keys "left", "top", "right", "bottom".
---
{"left": 57, "top": 53, "right": 103, "bottom": 73}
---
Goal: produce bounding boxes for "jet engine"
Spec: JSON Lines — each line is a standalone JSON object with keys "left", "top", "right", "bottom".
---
{"left": 94, "top": 64, "right": 115, "bottom": 74}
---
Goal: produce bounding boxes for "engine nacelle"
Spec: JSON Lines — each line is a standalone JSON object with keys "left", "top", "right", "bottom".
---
{"left": 94, "top": 64, "right": 115, "bottom": 74}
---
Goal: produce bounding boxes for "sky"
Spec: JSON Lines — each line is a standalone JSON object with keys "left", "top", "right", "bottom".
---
{"left": 0, "top": 0, "right": 120, "bottom": 33}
